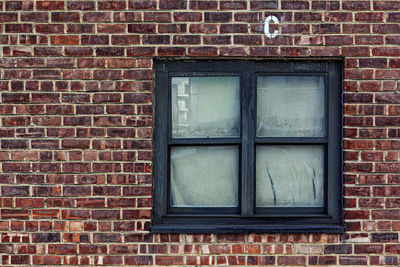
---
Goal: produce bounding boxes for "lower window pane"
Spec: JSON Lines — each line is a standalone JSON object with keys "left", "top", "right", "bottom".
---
{"left": 170, "top": 146, "right": 239, "bottom": 208}
{"left": 256, "top": 145, "right": 324, "bottom": 207}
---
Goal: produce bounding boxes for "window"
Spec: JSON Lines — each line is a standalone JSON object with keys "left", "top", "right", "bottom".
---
{"left": 152, "top": 60, "right": 343, "bottom": 233}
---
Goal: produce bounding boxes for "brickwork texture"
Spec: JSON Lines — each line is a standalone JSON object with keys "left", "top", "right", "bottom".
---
{"left": 0, "top": 0, "right": 400, "bottom": 266}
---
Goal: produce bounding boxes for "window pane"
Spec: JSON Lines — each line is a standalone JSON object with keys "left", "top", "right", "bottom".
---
{"left": 256, "top": 145, "right": 324, "bottom": 207}
{"left": 257, "top": 76, "right": 325, "bottom": 137}
{"left": 172, "top": 77, "right": 240, "bottom": 138}
{"left": 170, "top": 146, "right": 238, "bottom": 207}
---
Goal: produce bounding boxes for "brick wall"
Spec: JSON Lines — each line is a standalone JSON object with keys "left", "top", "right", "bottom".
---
{"left": 0, "top": 0, "right": 399, "bottom": 265}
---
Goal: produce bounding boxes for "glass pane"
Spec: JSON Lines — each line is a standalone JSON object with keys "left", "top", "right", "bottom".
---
{"left": 172, "top": 77, "right": 240, "bottom": 138}
{"left": 170, "top": 146, "right": 238, "bottom": 207}
{"left": 257, "top": 76, "right": 325, "bottom": 137}
{"left": 256, "top": 145, "right": 324, "bottom": 207}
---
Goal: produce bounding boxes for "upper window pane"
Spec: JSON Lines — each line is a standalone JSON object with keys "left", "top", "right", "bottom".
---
{"left": 172, "top": 77, "right": 240, "bottom": 138}
{"left": 257, "top": 76, "right": 325, "bottom": 137}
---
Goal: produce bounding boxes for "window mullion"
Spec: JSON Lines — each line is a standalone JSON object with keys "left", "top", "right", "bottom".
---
{"left": 241, "top": 68, "right": 255, "bottom": 216}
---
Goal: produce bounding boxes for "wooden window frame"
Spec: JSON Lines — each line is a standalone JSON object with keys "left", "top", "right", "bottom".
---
{"left": 152, "top": 59, "right": 344, "bottom": 234}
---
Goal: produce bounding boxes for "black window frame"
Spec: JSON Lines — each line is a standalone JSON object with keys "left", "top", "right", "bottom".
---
{"left": 152, "top": 59, "right": 343, "bottom": 234}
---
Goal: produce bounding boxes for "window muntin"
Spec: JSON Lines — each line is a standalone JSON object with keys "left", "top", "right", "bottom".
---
{"left": 152, "top": 60, "right": 343, "bottom": 233}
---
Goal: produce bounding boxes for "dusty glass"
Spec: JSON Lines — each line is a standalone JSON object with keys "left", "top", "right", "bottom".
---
{"left": 170, "top": 146, "right": 239, "bottom": 207}
{"left": 257, "top": 76, "right": 325, "bottom": 137}
{"left": 256, "top": 145, "right": 324, "bottom": 207}
{"left": 172, "top": 77, "right": 240, "bottom": 138}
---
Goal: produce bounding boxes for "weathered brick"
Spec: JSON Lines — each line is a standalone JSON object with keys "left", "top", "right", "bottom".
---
{"left": 32, "top": 233, "right": 60, "bottom": 243}
{"left": 83, "top": 12, "right": 111, "bottom": 22}
{"left": 174, "top": 12, "right": 202, "bottom": 22}
{"left": 339, "top": 256, "right": 367, "bottom": 265}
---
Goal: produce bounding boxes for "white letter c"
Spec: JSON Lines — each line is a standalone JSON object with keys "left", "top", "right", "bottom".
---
{"left": 264, "top": 15, "right": 279, "bottom": 38}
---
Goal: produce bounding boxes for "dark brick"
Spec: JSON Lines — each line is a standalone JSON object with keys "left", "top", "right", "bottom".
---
{"left": 371, "top": 233, "right": 398, "bottom": 242}
{"left": 32, "top": 233, "right": 60, "bottom": 243}
{"left": 205, "top": 12, "right": 232, "bottom": 22}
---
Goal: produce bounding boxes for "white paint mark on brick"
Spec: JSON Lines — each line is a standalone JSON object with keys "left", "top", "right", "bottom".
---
{"left": 201, "top": 245, "right": 210, "bottom": 254}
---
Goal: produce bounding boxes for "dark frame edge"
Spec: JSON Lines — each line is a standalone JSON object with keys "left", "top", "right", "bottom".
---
{"left": 151, "top": 224, "right": 345, "bottom": 234}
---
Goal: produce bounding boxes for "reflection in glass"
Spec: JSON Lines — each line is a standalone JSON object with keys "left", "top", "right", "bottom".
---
{"left": 256, "top": 145, "right": 324, "bottom": 207}
{"left": 170, "top": 146, "right": 238, "bottom": 207}
{"left": 172, "top": 77, "right": 240, "bottom": 138}
{"left": 257, "top": 76, "right": 325, "bottom": 137}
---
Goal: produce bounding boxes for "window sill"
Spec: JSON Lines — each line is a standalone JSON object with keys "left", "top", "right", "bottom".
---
{"left": 151, "top": 224, "right": 345, "bottom": 234}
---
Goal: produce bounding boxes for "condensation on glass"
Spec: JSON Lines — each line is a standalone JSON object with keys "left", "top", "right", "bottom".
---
{"left": 257, "top": 76, "right": 325, "bottom": 137}
{"left": 256, "top": 145, "right": 324, "bottom": 207}
{"left": 170, "top": 146, "right": 239, "bottom": 207}
{"left": 172, "top": 77, "right": 240, "bottom": 138}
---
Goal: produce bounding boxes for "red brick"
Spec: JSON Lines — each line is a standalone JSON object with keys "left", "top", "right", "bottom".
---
{"left": 220, "top": 24, "right": 248, "bottom": 33}
{"left": 373, "top": 24, "right": 400, "bottom": 34}
{"left": 125, "top": 256, "right": 153, "bottom": 265}
{"left": 343, "top": 24, "right": 370, "bottom": 33}
{"left": 114, "top": 11, "right": 142, "bottom": 21}
{"left": 232, "top": 244, "right": 261, "bottom": 254}
{"left": 204, "top": 12, "right": 232, "bottom": 22}
{"left": 127, "top": 47, "right": 155, "bottom": 57}
{"left": 190, "top": 0, "right": 217, "bottom": 10}
{"left": 144, "top": 12, "right": 171, "bottom": 22}
{"left": 21, "top": 12, "right": 48, "bottom": 22}
{"left": 173, "top": 35, "right": 201, "bottom": 45}
{"left": 5, "top": 24, "right": 33, "bottom": 33}
{"left": 282, "top": 24, "right": 310, "bottom": 34}
{"left": 159, "top": 0, "right": 186, "bottom": 9}
{"left": 51, "top": 35, "right": 79, "bottom": 45}
{"left": 159, "top": 24, "right": 187, "bottom": 33}
{"left": 326, "top": 36, "right": 353, "bottom": 45}
{"left": 128, "top": 24, "right": 155, "bottom": 33}
{"left": 374, "top": 1, "right": 400, "bottom": 10}
{"left": 313, "top": 23, "right": 341, "bottom": 34}
{"left": 371, "top": 233, "right": 398, "bottom": 242}
{"left": 356, "top": 35, "right": 384, "bottom": 45}
{"left": 11, "top": 255, "right": 30, "bottom": 265}
{"left": 156, "top": 256, "right": 184, "bottom": 265}
{"left": 374, "top": 186, "right": 400, "bottom": 196}
{"left": 52, "top": 12, "right": 80, "bottom": 22}
{"left": 98, "top": 1, "right": 126, "bottom": 10}
{"left": 343, "top": 47, "right": 370, "bottom": 56}
{"left": 37, "top": 1, "right": 64, "bottom": 10}
{"left": 311, "top": 47, "right": 340, "bottom": 56}
{"left": 339, "top": 256, "right": 368, "bottom": 265}
{"left": 343, "top": 1, "right": 370, "bottom": 10}
{"left": 281, "top": 1, "right": 308, "bottom": 9}
{"left": 356, "top": 12, "right": 384, "bottom": 22}
{"left": 203, "top": 36, "right": 231, "bottom": 45}
{"left": 5, "top": 1, "right": 33, "bottom": 10}
{"left": 188, "top": 47, "right": 218, "bottom": 57}
{"left": 83, "top": 12, "right": 111, "bottom": 22}
{"left": 372, "top": 209, "right": 400, "bottom": 219}
{"left": 142, "top": 35, "right": 170, "bottom": 44}
{"left": 234, "top": 35, "right": 262, "bottom": 45}
{"left": 234, "top": 11, "right": 262, "bottom": 22}
{"left": 174, "top": 12, "right": 202, "bottom": 22}
{"left": 325, "top": 12, "right": 352, "bottom": 22}
{"left": 278, "top": 256, "right": 306, "bottom": 266}
{"left": 312, "top": 1, "right": 339, "bottom": 10}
